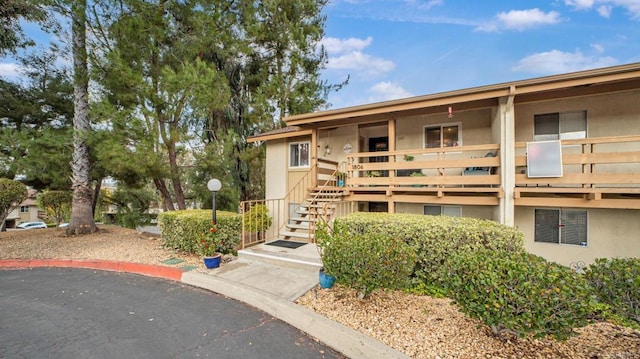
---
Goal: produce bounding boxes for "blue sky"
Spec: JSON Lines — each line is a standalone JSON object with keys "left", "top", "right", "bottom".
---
{"left": 320, "top": 0, "right": 640, "bottom": 109}
{"left": 2, "top": 0, "right": 639, "bottom": 112}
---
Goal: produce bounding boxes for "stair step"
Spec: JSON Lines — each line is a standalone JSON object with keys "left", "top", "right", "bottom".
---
{"left": 290, "top": 217, "right": 316, "bottom": 223}
{"left": 287, "top": 223, "right": 309, "bottom": 230}
{"left": 280, "top": 230, "right": 315, "bottom": 239}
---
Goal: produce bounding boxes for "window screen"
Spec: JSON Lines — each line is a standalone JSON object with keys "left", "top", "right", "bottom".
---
{"left": 424, "top": 124, "right": 460, "bottom": 148}
{"left": 289, "top": 142, "right": 310, "bottom": 168}
{"left": 535, "top": 209, "right": 588, "bottom": 246}
{"left": 534, "top": 113, "right": 559, "bottom": 141}
{"left": 560, "top": 111, "right": 587, "bottom": 140}
{"left": 534, "top": 111, "right": 586, "bottom": 141}
{"left": 560, "top": 210, "right": 588, "bottom": 245}
{"left": 424, "top": 205, "right": 461, "bottom": 217}
{"left": 535, "top": 209, "right": 559, "bottom": 243}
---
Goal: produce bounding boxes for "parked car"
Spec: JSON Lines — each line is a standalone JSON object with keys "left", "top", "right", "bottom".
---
{"left": 16, "top": 221, "right": 48, "bottom": 230}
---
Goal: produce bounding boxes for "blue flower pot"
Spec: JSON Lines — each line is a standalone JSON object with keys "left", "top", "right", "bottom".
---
{"left": 203, "top": 255, "right": 222, "bottom": 269}
{"left": 319, "top": 270, "right": 336, "bottom": 289}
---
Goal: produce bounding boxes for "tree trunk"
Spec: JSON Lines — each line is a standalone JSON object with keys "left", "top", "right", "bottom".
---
{"left": 167, "top": 141, "right": 186, "bottom": 210}
{"left": 92, "top": 178, "right": 102, "bottom": 217}
{"left": 67, "top": 0, "right": 97, "bottom": 235}
{"left": 153, "top": 178, "right": 175, "bottom": 211}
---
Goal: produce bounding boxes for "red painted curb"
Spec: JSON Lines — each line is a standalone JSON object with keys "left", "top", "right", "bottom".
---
{"left": 0, "top": 259, "right": 185, "bottom": 281}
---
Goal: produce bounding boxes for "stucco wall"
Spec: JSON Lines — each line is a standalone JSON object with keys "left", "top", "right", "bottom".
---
{"left": 514, "top": 90, "right": 640, "bottom": 141}
{"left": 317, "top": 125, "right": 358, "bottom": 164}
{"left": 396, "top": 108, "right": 493, "bottom": 151}
{"left": 515, "top": 207, "right": 640, "bottom": 266}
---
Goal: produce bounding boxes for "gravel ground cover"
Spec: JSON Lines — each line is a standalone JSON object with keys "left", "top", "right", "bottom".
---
{"left": 1, "top": 225, "right": 638, "bottom": 358}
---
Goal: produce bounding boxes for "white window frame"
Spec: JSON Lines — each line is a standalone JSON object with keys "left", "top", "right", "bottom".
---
{"left": 534, "top": 208, "right": 588, "bottom": 246}
{"left": 20, "top": 206, "right": 29, "bottom": 213}
{"left": 423, "top": 205, "right": 461, "bottom": 217}
{"left": 289, "top": 141, "right": 310, "bottom": 169}
{"left": 423, "top": 122, "right": 462, "bottom": 149}
{"left": 533, "top": 111, "right": 587, "bottom": 142}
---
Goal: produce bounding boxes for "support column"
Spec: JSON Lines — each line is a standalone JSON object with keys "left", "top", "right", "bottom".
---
{"left": 311, "top": 128, "right": 318, "bottom": 187}
{"left": 388, "top": 118, "right": 396, "bottom": 212}
{"left": 499, "top": 87, "right": 516, "bottom": 226}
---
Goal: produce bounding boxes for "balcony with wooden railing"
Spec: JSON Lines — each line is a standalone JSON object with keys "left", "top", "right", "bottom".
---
{"left": 344, "top": 144, "right": 503, "bottom": 205}
{"left": 514, "top": 135, "right": 640, "bottom": 209}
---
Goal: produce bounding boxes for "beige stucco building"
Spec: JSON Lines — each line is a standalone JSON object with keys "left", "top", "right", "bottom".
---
{"left": 247, "top": 63, "right": 640, "bottom": 267}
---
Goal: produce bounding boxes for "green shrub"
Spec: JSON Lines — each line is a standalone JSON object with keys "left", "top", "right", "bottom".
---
{"left": 442, "top": 250, "right": 592, "bottom": 340}
{"left": 334, "top": 213, "right": 524, "bottom": 285}
{"left": 317, "top": 222, "right": 416, "bottom": 298}
{"left": 585, "top": 258, "right": 640, "bottom": 329}
{"left": 243, "top": 203, "right": 273, "bottom": 232}
{"left": 158, "top": 210, "right": 241, "bottom": 255}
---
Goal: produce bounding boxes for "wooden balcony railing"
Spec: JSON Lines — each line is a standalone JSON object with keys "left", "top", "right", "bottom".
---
{"left": 346, "top": 144, "right": 501, "bottom": 188}
{"left": 515, "top": 135, "right": 640, "bottom": 191}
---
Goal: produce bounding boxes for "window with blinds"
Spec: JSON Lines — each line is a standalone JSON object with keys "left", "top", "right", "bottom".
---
{"left": 534, "top": 209, "right": 588, "bottom": 246}
{"left": 534, "top": 111, "right": 587, "bottom": 141}
{"left": 424, "top": 205, "right": 461, "bottom": 217}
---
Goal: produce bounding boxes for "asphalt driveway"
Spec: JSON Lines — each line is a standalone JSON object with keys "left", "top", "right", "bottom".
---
{"left": 0, "top": 268, "right": 344, "bottom": 358}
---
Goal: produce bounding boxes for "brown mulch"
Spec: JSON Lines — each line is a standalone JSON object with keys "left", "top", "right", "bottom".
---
{"left": 1, "top": 225, "right": 639, "bottom": 358}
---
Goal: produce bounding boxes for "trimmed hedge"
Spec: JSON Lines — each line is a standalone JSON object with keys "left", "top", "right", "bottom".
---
{"left": 334, "top": 213, "right": 525, "bottom": 285}
{"left": 158, "top": 210, "right": 241, "bottom": 255}
{"left": 585, "top": 258, "right": 640, "bottom": 329}
{"left": 317, "top": 222, "right": 416, "bottom": 298}
{"left": 442, "top": 250, "right": 592, "bottom": 340}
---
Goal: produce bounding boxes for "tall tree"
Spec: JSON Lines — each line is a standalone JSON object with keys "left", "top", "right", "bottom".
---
{"left": 68, "top": 0, "right": 97, "bottom": 234}
{"left": 201, "top": 0, "right": 344, "bottom": 202}
{"left": 94, "top": 0, "right": 230, "bottom": 211}
{"left": 0, "top": 0, "right": 46, "bottom": 55}
{"left": 0, "top": 50, "right": 74, "bottom": 189}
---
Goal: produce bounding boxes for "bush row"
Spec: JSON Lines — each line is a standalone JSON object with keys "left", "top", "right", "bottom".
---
{"left": 334, "top": 212, "right": 525, "bottom": 285}
{"left": 321, "top": 213, "right": 639, "bottom": 339}
{"left": 158, "top": 210, "right": 241, "bottom": 254}
{"left": 585, "top": 258, "right": 640, "bottom": 329}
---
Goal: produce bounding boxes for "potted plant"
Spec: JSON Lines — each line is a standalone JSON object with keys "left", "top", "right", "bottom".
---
{"left": 335, "top": 171, "right": 346, "bottom": 187}
{"left": 315, "top": 223, "right": 337, "bottom": 289}
{"left": 410, "top": 171, "right": 425, "bottom": 187}
{"left": 198, "top": 221, "right": 223, "bottom": 269}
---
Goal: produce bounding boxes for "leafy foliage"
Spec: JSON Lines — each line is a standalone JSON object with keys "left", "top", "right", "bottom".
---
{"left": 0, "top": 178, "right": 28, "bottom": 230}
{"left": 37, "top": 190, "right": 72, "bottom": 225}
{"left": 585, "top": 258, "right": 640, "bottom": 329}
{"left": 243, "top": 203, "right": 273, "bottom": 232}
{"left": 317, "top": 222, "right": 416, "bottom": 298}
{"left": 442, "top": 250, "right": 592, "bottom": 340}
{"left": 334, "top": 212, "right": 525, "bottom": 285}
{"left": 197, "top": 221, "right": 223, "bottom": 256}
{"left": 158, "top": 210, "right": 241, "bottom": 255}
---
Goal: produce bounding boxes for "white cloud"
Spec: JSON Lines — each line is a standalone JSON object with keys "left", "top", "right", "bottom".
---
{"left": 0, "top": 63, "right": 21, "bottom": 79}
{"left": 477, "top": 8, "right": 562, "bottom": 32}
{"left": 591, "top": 43, "right": 605, "bottom": 53}
{"left": 564, "top": 0, "right": 640, "bottom": 19}
{"left": 565, "top": 0, "right": 596, "bottom": 9}
{"left": 322, "top": 36, "right": 372, "bottom": 54}
{"left": 323, "top": 36, "right": 396, "bottom": 76}
{"left": 512, "top": 49, "right": 617, "bottom": 74}
{"left": 597, "top": 5, "right": 613, "bottom": 17}
{"left": 368, "top": 82, "right": 413, "bottom": 102}
{"left": 328, "top": 52, "right": 395, "bottom": 74}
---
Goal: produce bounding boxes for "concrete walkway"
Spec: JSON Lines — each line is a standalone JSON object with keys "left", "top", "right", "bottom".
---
{"left": 0, "top": 241, "right": 410, "bottom": 359}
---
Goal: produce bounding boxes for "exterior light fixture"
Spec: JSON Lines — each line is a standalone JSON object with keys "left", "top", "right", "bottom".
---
{"left": 207, "top": 179, "right": 222, "bottom": 223}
